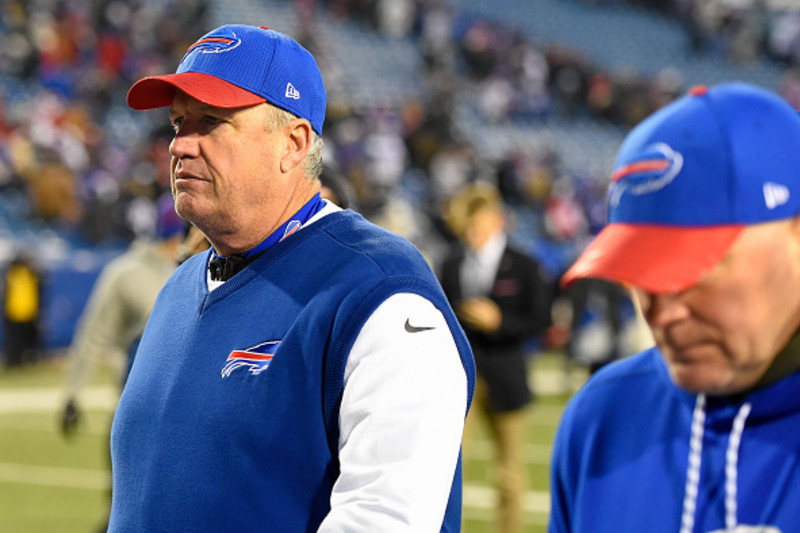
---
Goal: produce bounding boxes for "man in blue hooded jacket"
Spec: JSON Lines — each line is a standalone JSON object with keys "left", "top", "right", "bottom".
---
{"left": 552, "top": 82, "right": 800, "bottom": 533}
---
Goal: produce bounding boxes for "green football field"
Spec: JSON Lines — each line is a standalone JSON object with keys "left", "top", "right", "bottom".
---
{"left": 0, "top": 352, "right": 583, "bottom": 533}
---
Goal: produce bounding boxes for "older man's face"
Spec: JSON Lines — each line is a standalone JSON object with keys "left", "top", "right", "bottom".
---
{"left": 167, "top": 92, "right": 289, "bottom": 255}
{"left": 634, "top": 218, "right": 800, "bottom": 396}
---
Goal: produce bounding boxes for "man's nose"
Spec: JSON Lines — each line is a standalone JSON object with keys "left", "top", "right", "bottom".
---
{"left": 638, "top": 290, "right": 691, "bottom": 328}
{"left": 169, "top": 129, "right": 199, "bottom": 159}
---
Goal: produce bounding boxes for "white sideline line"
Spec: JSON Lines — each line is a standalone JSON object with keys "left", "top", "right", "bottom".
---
{"left": 465, "top": 440, "right": 552, "bottom": 465}
{"left": 0, "top": 464, "right": 551, "bottom": 518}
{"left": 461, "top": 506, "right": 549, "bottom": 526}
{"left": 0, "top": 417, "right": 109, "bottom": 436}
{"left": 463, "top": 483, "right": 550, "bottom": 515}
{"left": 532, "top": 368, "right": 572, "bottom": 396}
{"left": 0, "top": 465, "right": 550, "bottom": 512}
{"left": 0, "top": 462, "right": 108, "bottom": 491}
{"left": 0, "top": 381, "right": 559, "bottom": 515}
{"left": 0, "top": 369, "right": 573, "bottom": 414}
{"left": 0, "top": 385, "right": 118, "bottom": 414}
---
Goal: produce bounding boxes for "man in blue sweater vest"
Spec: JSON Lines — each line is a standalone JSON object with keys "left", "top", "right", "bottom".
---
{"left": 552, "top": 83, "right": 800, "bottom": 532}
{"left": 110, "top": 24, "right": 475, "bottom": 532}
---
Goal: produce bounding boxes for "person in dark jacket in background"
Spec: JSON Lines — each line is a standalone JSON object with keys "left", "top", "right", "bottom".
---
{"left": 439, "top": 181, "right": 551, "bottom": 533}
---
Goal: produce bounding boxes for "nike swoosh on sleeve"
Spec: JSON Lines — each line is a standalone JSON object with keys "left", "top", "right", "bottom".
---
{"left": 404, "top": 318, "right": 436, "bottom": 333}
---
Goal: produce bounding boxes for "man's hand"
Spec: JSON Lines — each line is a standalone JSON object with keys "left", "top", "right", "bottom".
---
{"left": 458, "top": 298, "right": 502, "bottom": 333}
{"left": 61, "top": 399, "right": 81, "bottom": 438}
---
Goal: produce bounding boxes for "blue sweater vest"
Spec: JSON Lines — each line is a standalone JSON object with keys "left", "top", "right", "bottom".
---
{"left": 109, "top": 210, "right": 475, "bottom": 532}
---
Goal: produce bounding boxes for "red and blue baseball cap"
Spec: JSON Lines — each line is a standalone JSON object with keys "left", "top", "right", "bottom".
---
{"left": 127, "top": 24, "right": 326, "bottom": 135}
{"left": 562, "top": 82, "right": 800, "bottom": 294}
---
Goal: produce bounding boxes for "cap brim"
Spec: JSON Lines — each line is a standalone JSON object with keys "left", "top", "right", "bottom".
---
{"left": 127, "top": 72, "right": 266, "bottom": 110}
{"left": 561, "top": 223, "right": 744, "bottom": 294}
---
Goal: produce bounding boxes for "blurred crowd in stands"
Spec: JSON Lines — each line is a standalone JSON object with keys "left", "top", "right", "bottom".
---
{"left": 584, "top": 0, "right": 800, "bottom": 76}
{"left": 1, "top": 0, "right": 799, "bottom": 359}
{"left": 0, "top": 0, "right": 209, "bottom": 246}
{"left": 308, "top": 0, "right": 800, "bottom": 270}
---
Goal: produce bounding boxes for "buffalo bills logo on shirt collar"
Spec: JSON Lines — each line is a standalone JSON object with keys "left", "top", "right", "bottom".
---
{"left": 608, "top": 142, "right": 684, "bottom": 207}
{"left": 221, "top": 340, "right": 280, "bottom": 378}
{"left": 181, "top": 29, "right": 242, "bottom": 64}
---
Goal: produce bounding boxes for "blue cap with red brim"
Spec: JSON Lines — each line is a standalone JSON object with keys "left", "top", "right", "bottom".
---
{"left": 562, "top": 83, "right": 800, "bottom": 294}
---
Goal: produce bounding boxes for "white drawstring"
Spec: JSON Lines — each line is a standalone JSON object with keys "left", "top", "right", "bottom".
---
{"left": 679, "top": 395, "right": 753, "bottom": 533}
{"left": 725, "top": 402, "right": 752, "bottom": 532}
{"left": 680, "top": 394, "right": 706, "bottom": 533}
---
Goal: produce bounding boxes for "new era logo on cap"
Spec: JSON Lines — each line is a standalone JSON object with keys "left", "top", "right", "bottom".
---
{"left": 764, "top": 182, "right": 790, "bottom": 209}
{"left": 285, "top": 82, "right": 300, "bottom": 100}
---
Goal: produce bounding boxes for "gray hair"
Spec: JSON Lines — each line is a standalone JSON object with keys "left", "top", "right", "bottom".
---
{"left": 265, "top": 105, "right": 323, "bottom": 180}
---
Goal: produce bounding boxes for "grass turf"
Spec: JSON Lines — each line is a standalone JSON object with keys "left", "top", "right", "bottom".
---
{"left": 0, "top": 352, "right": 580, "bottom": 532}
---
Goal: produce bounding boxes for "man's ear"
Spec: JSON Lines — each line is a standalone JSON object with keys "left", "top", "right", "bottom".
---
{"left": 280, "top": 119, "right": 312, "bottom": 173}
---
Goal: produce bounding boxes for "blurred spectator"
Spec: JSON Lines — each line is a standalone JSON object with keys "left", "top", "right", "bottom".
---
{"left": 429, "top": 141, "right": 478, "bottom": 204}
{"left": 768, "top": 9, "right": 800, "bottom": 65}
{"left": 438, "top": 181, "right": 551, "bottom": 533}
{"left": 419, "top": 1, "right": 458, "bottom": 78}
{"left": 2, "top": 252, "right": 42, "bottom": 367}
{"left": 27, "top": 158, "right": 81, "bottom": 223}
{"left": 547, "top": 46, "right": 590, "bottom": 119}
{"left": 319, "top": 162, "right": 357, "bottom": 209}
{"left": 778, "top": 65, "right": 800, "bottom": 108}
{"left": 543, "top": 176, "right": 589, "bottom": 243}
{"left": 459, "top": 19, "right": 499, "bottom": 80}
{"left": 60, "top": 194, "right": 197, "bottom": 532}
{"left": 376, "top": 0, "right": 416, "bottom": 37}
{"left": 61, "top": 194, "right": 186, "bottom": 419}
{"left": 557, "top": 278, "right": 636, "bottom": 374}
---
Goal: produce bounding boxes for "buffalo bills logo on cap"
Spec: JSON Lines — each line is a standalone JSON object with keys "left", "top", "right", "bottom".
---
{"left": 221, "top": 340, "right": 280, "bottom": 378}
{"left": 608, "top": 143, "right": 684, "bottom": 207}
{"left": 181, "top": 29, "right": 242, "bottom": 65}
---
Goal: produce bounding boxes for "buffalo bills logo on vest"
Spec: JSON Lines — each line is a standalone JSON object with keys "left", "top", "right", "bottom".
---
{"left": 608, "top": 142, "right": 684, "bottom": 207}
{"left": 181, "top": 29, "right": 242, "bottom": 65}
{"left": 221, "top": 340, "right": 280, "bottom": 378}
